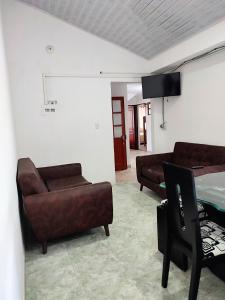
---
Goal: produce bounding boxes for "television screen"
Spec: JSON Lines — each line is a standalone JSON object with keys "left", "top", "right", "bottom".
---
{"left": 141, "top": 72, "right": 181, "bottom": 99}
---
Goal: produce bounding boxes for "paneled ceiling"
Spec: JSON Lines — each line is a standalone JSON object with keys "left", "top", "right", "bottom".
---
{"left": 19, "top": 0, "right": 225, "bottom": 59}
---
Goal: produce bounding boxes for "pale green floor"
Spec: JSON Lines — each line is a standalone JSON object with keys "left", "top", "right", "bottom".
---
{"left": 25, "top": 183, "right": 225, "bottom": 300}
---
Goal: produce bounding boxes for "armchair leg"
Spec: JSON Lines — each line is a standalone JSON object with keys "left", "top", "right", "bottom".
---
{"left": 140, "top": 184, "right": 143, "bottom": 191}
{"left": 104, "top": 225, "right": 110, "bottom": 236}
{"left": 41, "top": 241, "right": 47, "bottom": 254}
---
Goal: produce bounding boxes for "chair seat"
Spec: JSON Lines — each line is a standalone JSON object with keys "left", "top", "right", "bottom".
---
{"left": 201, "top": 220, "right": 225, "bottom": 258}
{"left": 46, "top": 175, "right": 91, "bottom": 191}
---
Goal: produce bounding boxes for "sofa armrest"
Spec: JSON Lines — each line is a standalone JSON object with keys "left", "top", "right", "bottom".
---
{"left": 23, "top": 182, "right": 113, "bottom": 242}
{"left": 38, "top": 163, "right": 82, "bottom": 180}
{"left": 193, "top": 164, "right": 225, "bottom": 177}
{"left": 136, "top": 152, "right": 173, "bottom": 181}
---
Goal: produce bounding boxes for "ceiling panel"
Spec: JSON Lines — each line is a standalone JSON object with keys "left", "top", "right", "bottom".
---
{"left": 19, "top": 0, "right": 225, "bottom": 59}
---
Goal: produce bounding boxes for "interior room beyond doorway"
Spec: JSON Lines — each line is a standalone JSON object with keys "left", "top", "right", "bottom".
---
{"left": 111, "top": 82, "right": 152, "bottom": 182}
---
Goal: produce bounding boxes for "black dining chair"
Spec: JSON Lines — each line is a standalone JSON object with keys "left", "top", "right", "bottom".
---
{"left": 162, "top": 162, "right": 225, "bottom": 300}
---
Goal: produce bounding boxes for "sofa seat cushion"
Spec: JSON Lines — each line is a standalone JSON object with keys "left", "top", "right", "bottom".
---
{"left": 46, "top": 175, "right": 91, "bottom": 191}
{"left": 142, "top": 165, "right": 164, "bottom": 184}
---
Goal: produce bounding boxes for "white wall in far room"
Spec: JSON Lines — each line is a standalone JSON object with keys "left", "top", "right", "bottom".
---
{"left": 2, "top": 0, "right": 149, "bottom": 184}
{"left": 0, "top": 1, "right": 24, "bottom": 299}
{"left": 151, "top": 50, "right": 225, "bottom": 153}
{"left": 127, "top": 83, "right": 153, "bottom": 152}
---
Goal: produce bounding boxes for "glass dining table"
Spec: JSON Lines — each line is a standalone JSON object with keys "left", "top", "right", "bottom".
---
{"left": 160, "top": 171, "right": 225, "bottom": 212}
{"left": 195, "top": 172, "right": 225, "bottom": 212}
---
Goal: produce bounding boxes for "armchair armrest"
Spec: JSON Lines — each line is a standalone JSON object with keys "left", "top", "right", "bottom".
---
{"left": 23, "top": 182, "right": 113, "bottom": 242}
{"left": 136, "top": 152, "right": 173, "bottom": 181}
{"left": 192, "top": 164, "right": 225, "bottom": 177}
{"left": 38, "top": 163, "right": 82, "bottom": 180}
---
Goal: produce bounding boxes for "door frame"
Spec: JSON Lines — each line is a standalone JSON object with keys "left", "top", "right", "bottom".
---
{"left": 112, "top": 97, "right": 127, "bottom": 171}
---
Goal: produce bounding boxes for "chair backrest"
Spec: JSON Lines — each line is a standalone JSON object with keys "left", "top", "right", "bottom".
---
{"left": 17, "top": 158, "right": 48, "bottom": 196}
{"left": 163, "top": 162, "right": 203, "bottom": 257}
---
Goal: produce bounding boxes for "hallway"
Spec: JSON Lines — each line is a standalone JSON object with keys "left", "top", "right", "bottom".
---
{"left": 116, "top": 149, "right": 151, "bottom": 183}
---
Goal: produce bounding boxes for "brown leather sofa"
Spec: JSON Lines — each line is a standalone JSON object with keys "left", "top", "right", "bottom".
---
{"left": 136, "top": 142, "right": 225, "bottom": 199}
{"left": 17, "top": 158, "right": 113, "bottom": 254}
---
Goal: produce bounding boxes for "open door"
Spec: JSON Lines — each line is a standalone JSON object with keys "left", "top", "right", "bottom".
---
{"left": 128, "top": 106, "right": 135, "bottom": 149}
{"left": 128, "top": 105, "right": 139, "bottom": 150}
{"left": 112, "top": 97, "right": 127, "bottom": 171}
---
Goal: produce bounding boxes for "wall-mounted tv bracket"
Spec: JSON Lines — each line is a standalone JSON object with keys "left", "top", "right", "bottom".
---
{"left": 160, "top": 97, "right": 166, "bottom": 129}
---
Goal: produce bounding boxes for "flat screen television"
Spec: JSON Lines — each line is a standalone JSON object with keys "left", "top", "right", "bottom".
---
{"left": 141, "top": 72, "right": 181, "bottom": 99}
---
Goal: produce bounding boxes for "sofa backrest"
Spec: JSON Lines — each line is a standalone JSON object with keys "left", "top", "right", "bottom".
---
{"left": 173, "top": 142, "right": 225, "bottom": 167}
{"left": 17, "top": 158, "right": 48, "bottom": 196}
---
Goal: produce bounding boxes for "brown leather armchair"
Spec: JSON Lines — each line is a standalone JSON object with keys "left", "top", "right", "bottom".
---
{"left": 17, "top": 158, "right": 113, "bottom": 254}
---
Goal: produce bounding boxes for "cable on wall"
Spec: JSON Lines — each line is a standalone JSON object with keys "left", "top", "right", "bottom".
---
{"left": 41, "top": 72, "right": 150, "bottom": 108}
{"left": 156, "top": 44, "right": 225, "bottom": 129}
{"left": 43, "top": 72, "right": 149, "bottom": 79}
{"left": 160, "top": 97, "right": 166, "bottom": 129}
{"left": 168, "top": 44, "right": 225, "bottom": 72}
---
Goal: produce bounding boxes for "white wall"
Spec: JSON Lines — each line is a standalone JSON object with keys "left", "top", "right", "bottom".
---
{"left": 2, "top": 0, "right": 149, "bottom": 183}
{"left": 142, "top": 16, "right": 225, "bottom": 154}
{"left": 151, "top": 50, "right": 225, "bottom": 153}
{"left": 0, "top": 1, "right": 24, "bottom": 299}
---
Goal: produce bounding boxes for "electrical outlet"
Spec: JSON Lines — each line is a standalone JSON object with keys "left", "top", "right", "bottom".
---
{"left": 47, "top": 100, "right": 58, "bottom": 105}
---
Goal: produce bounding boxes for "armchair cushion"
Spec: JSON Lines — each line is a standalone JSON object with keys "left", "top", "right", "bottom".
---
{"left": 142, "top": 165, "right": 164, "bottom": 184}
{"left": 38, "top": 163, "right": 82, "bottom": 180}
{"left": 46, "top": 175, "right": 91, "bottom": 191}
{"left": 136, "top": 152, "right": 173, "bottom": 182}
{"left": 17, "top": 158, "right": 48, "bottom": 196}
{"left": 24, "top": 182, "right": 113, "bottom": 242}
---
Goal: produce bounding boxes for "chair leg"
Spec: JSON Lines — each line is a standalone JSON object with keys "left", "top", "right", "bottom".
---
{"left": 140, "top": 184, "right": 143, "bottom": 191}
{"left": 41, "top": 241, "right": 47, "bottom": 254}
{"left": 104, "top": 225, "right": 110, "bottom": 236}
{"left": 188, "top": 261, "right": 201, "bottom": 300}
{"left": 162, "top": 251, "right": 171, "bottom": 288}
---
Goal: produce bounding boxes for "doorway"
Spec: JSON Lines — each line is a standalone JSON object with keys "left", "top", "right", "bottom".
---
{"left": 128, "top": 105, "right": 138, "bottom": 150}
{"left": 111, "top": 82, "right": 152, "bottom": 183}
{"left": 111, "top": 97, "right": 127, "bottom": 171}
{"left": 138, "top": 104, "right": 147, "bottom": 151}
{"left": 128, "top": 102, "right": 151, "bottom": 152}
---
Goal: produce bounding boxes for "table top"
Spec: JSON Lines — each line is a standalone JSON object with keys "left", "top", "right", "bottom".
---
{"left": 195, "top": 172, "right": 225, "bottom": 212}
{"left": 160, "top": 172, "right": 225, "bottom": 212}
